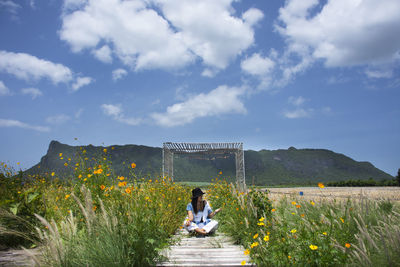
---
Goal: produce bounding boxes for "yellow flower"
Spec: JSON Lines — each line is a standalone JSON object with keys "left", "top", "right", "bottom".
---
{"left": 51, "top": 172, "right": 55, "bottom": 177}
{"left": 78, "top": 174, "right": 82, "bottom": 178}
{"left": 291, "top": 201, "right": 296, "bottom": 205}
{"left": 64, "top": 163, "right": 68, "bottom": 167}
{"left": 100, "top": 185, "right": 106, "bottom": 190}
{"left": 17, "top": 162, "right": 20, "bottom": 165}
{"left": 131, "top": 163, "right": 136, "bottom": 169}
{"left": 290, "top": 229, "right": 297, "bottom": 234}
{"left": 111, "top": 147, "right": 114, "bottom": 150}
{"left": 59, "top": 153, "right": 62, "bottom": 157}
{"left": 219, "top": 171, "right": 222, "bottom": 175}
{"left": 309, "top": 244, "right": 318, "bottom": 250}
{"left": 271, "top": 208, "right": 276, "bottom": 212}
{"left": 250, "top": 242, "right": 259, "bottom": 248}
{"left": 125, "top": 188, "right": 132, "bottom": 194}
{"left": 257, "top": 222, "right": 265, "bottom": 226}
{"left": 75, "top": 163, "right": 79, "bottom": 166}
{"left": 87, "top": 174, "right": 92, "bottom": 178}
{"left": 118, "top": 181, "right": 127, "bottom": 187}
{"left": 288, "top": 255, "right": 292, "bottom": 259}
{"left": 244, "top": 249, "right": 250, "bottom": 255}
{"left": 323, "top": 232, "right": 327, "bottom": 236}
{"left": 253, "top": 233, "right": 259, "bottom": 239}
{"left": 65, "top": 194, "right": 70, "bottom": 200}
{"left": 318, "top": 182, "right": 325, "bottom": 188}
{"left": 310, "top": 201, "right": 315, "bottom": 206}
{"left": 263, "top": 235, "right": 269, "bottom": 242}
{"left": 68, "top": 158, "right": 71, "bottom": 161}
{"left": 259, "top": 217, "right": 265, "bottom": 222}
{"left": 103, "top": 148, "right": 107, "bottom": 153}
{"left": 340, "top": 217, "right": 344, "bottom": 223}
{"left": 345, "top": 243, "right": 351, "bottom": 248}
{"left": 83, "top": 178, "right": 87, "bottom": 181}
{"left": 118, "top": 176, "right": 125, "bottom": 181}
{"left": 241, "top": 261, "right": 246, "bottom": 266}
{"left": 291, "top": 212, "right": 295, "bottom": 215}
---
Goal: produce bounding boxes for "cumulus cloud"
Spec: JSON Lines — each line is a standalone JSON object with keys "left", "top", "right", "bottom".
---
{"left": 46, "top": 114, "right": 71, "bottom": 125}
{"left": 92, "top": 45, "right": 112, "bottom": 63}
{"left": 276, "top": 0, "right": 400, "bottom": 71}
{"left": 0, "top": 50, "right": 92, "bottom": 90}
{"left": 112, "top": 68, "right": 128, "bottom": 81}
{"left": 0, "top": 118, "right": 50, "bottom": 132}
{"left": 242, "top": 7, "right": 264, "bottom": 26}
{"left": 60, "top": 0, "right": 261, "bottom": 71}
{"left": 0, "top": 81, "right": 11, "bottom": 96}
{"left": 101, "top": 104, "right": 141, "bottom": 126}
{"left": 151, "top": 85, "right": 246, "bottom": 127}
{"left": 72, "top": 76, "right": 93, "bottom": 91}
{"left": 21, "top": 87, "right": 43, "bottom": 99}
{"left": 0, "top": 50, "right": 73, "bottom": 84}
{"left": 241, "top": 53, "right": 275, "bottom": 89}
{"left": 283, "top": 108, "right": 312, "bottom": 119}
{"left": 288, "top": 96, "right": 307, "bottom": 106}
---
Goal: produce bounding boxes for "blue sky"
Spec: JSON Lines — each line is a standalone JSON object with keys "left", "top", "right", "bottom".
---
{"left": 0, "top": 0, "right": 399, "bottom": 176}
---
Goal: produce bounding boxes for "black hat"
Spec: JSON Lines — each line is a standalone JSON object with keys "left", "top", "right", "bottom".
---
{"left": 191, "top": 188, "right": 205, "bottom": 199}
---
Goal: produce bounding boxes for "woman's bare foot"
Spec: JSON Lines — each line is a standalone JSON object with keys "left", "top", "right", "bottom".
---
{"left": 194, "top": 228, "right": 207, "bottom": 235}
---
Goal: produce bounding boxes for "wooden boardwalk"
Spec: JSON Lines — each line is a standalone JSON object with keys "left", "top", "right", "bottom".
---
{"left": 158, "top": 229, "right": 253, "bottom": 267}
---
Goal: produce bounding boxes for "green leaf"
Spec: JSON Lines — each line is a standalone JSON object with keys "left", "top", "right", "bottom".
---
{"left": 27, "top": 192, "right": 40, "bottom": 203}
{"left": 10, "top": 203, "right": 20, "bottom": 215}
{"left": 147, "top": 238, "right": 155, "bottom": 244}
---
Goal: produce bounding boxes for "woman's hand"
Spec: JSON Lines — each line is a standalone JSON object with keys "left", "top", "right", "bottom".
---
{"left": 185, "top": 219, "right": 191, "bottom": 226}
{"left": 215, "top": 208, "right": 222, "bottom": 214}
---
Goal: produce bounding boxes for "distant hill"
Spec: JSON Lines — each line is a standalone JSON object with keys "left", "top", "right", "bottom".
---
{"left": 24, "top": 141, "right": 393, "bottom": 185}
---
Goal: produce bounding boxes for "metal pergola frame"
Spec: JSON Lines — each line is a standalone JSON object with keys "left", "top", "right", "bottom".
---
{"left": 162, "top": 142, "right": 246, "bottom": 191}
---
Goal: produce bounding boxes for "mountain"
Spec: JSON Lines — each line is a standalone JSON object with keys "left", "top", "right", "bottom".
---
{"left": 24, "top": 141, "right": 394, "bottom": 185}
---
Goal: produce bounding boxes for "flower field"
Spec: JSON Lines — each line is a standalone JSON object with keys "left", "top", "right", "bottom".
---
{"left": 1, "top": 153, "right": 400, "bottom": 266}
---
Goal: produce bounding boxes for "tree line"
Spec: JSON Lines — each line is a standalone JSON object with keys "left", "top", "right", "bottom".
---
{"left": 327, "top": 169, "right": 400, "bottom": 187}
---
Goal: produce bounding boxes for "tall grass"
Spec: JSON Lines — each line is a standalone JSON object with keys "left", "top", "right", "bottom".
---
{"left": 208, "top": 179, "right": 400, "bottom": 266}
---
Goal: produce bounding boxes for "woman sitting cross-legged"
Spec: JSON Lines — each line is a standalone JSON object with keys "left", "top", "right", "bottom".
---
{"left": 184, "top": 188, "right": 221, "bottom": 236}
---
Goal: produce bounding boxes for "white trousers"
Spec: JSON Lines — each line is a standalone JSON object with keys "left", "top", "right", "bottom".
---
{"left": 183, "top": 218, "right": 219, "bottom": 234}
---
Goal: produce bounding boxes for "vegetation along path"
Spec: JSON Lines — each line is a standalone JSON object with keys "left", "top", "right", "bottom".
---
{"left": 158, "top": 229, "right": 253, "bottom": 266}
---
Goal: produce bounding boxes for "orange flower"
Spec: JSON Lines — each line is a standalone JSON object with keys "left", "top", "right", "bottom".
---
{"left": 345, "top": 243, "right": 351, "bottom": 248}
{"left": 93, "top": 206, "right": 97, "bottom": 211}
{"left": 318, "top": 182, "right": 325, "bottom": 188}
{"left": 118, "top": 176, "right": 125, "bottom": 181}
{"left": 65, "top": 194, "right": 70, "bottom": 200}
{"left": 300, "top": 214, "right": 305, "bottom": 217}
{"left": 100, "top": 185, "right": 106, "bottom": 190}
{"left": 296, "top": 204, "right": 301, "bottom": 208}
{"left": 271, "top": 208, "right": 276, "bottom": 212}
{"left": 253, "top": 233, "right": 259, "bottom": 239}
{"left": 340, "top": 217, "right": 344, "bottom": 223}
{"left": 125, "top": 187, "right": 132, "bottom": 194}
{"left": 59, "top": 153, "right": 63, "bottom": 157}
{"left": 131, "top": 163, "right": 136, "bottom": 169}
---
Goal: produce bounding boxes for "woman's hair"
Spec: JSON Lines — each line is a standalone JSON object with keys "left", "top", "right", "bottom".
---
{"left": 191, "top": 197, "right": 206, "bottom": 214}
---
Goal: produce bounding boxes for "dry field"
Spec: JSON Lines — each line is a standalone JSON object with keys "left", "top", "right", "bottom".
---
{"left": 264, "top": 186, "right": 400, "bottom": 202}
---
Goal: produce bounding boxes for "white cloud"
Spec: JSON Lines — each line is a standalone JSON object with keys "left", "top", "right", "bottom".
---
{"left": 276, "top": 0, "right": 400, "bottom": 68}
{"left": 365, "top": 69, "right": 393, "bottom": 79}
{"left": 21, "top": 87, "right": 43, "bottom": 99}
{"left": 71, "top": 76, "right": 93, "bottom": 91}
{"left": 242, "top": 7, "right": 264, "bottom": 26}
{"left": 201, "top": 68, "right": 217, "bottom": 78}
{"left": 0, "top": 0, "right": 21, "bottom": 18}
{"left": 283, "top": 108, "right": 312, "bottom": 119}
{"left": 241, "top": 53, "right": 275, "bottom": 76}
{"left": 0, "top": 50, "right": 74, "bottom": 84}
{"left": 151, "top": 85, "right": 246, "bottom": 127}
{"left": 101, "top": 104, "right": 141, "bottom": 126}
{"left": 288, "top": 96, "right": 306, "bottom": 106}
{"left": 0, "top": 118, "right": 50, "bottom": 132}
{"left": 0, "top": 50, "right": 93, "bottom": 91}
{"left": 112, "top": 68, "right": 128, "bottom": 81}
{"left": 241, "top": 53, "right": 275, "bottom": 89}
{"left": 60, "top": 0, "right": 261, "bottom": 71}
{"left": 46, "top": 114, "right": 71, "bottom": 125}
{"left": 75, "top": 108, "right": 84, "bottom": 118}
{"left": 0, "top": 81, "right": 11, "bottom": 95}
{"left": 92, "top": 45, "right": 112, "bottom": 63}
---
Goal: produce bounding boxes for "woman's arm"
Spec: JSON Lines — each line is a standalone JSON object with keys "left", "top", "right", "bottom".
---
{"left": 186, "top": 210, "right": 194, "bottom": 226}
{"left": 208, "top": 208, "right": 221, "bottom": 218}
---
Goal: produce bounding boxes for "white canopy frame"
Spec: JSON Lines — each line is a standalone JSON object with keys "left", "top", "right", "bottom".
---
{"left": 162, "top": 142, "right": 246, "bottom": 191}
